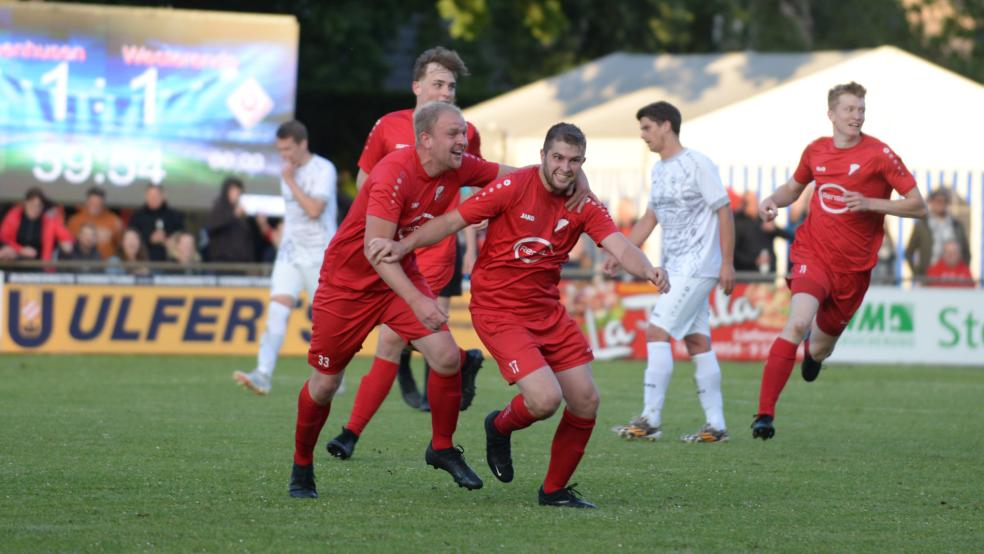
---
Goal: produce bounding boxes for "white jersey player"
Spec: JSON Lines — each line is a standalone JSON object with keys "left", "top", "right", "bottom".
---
{"left": 235, "top": 120, "right": 337, "bottom": 395}
{"left": 607, "top": 101, "right": 736, "bottom": 443}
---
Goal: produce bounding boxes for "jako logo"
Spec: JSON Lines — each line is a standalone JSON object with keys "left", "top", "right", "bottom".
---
{"left": 7, "top": 289, "right": 54, "bottom": 347}
{"left": 846, "top": 302, "right": 913, "bottom": 333}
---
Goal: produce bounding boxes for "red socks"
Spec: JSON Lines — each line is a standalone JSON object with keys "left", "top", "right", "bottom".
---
{"left": 293, "top": 380, "right": 331, "bottom": 466}
{"left": 427, "top": 370, "right": 461, "bottom": 450}
{"left": 543, "top": 409, "right": 595, "bottom": 494}
{"left": 757, "top": 337, "right": 799, "bottom": 417}
{"left": 346, "top": 357, "right": 399, "bottom": 436}
{"left": 494, "top": 394, "right": 538, "bottom": 434}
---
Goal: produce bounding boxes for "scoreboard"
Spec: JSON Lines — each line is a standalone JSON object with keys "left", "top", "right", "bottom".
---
{"left": 0, "top": 2, "right": 298, "bottom": 208}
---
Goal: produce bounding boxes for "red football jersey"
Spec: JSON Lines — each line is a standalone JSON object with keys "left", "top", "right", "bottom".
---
{"left": 925, "top": 260, "right": 975, "bottom": 288}
{"left": 791, "top": 134, "right": 917, "bottom": 272}
{"left": 357, "top": 109, "right": 483, "bottom": 273}
{"left": 320, "top": 148, "right": 499, "bottom": 293}
{"left": 457, "top": 166, "right": 618, "bottom": 317}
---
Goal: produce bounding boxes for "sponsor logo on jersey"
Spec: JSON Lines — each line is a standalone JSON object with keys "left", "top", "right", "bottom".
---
{"left": 512, "top": 237, "right": 553, "bottom": 264}
{"left": 520, "top": 213, "right": 535, "bottom": 222}
{"left": 817, "top": 183, "right": 849, "bottom": 214}
{"left": 395, "top": 143, "right": 410, "bottom": 149}
{"left": 815, "top": 165, "right": 826, "bottom": 173}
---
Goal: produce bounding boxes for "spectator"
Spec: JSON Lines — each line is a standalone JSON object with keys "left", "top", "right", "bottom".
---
{"left": 204, "top": 177, "right": 255, "bottom": 264}
{"left": 905, "top": 187, "right": 970, "bottom": 277}
{"left": 872, "top": 224, "right": 898, "bottom": 285}
{"left": 924, "top": 239, "right": 975, "bottom": 288}
{"left": 66, "top": 186, "right": 123, "bottom": 259}
{"left": 107, "top": 228, "right": 151, "bottom": 276}
{"left": 733, "top": 191, "right": 792, "bottom": 273}
{"left": 0, "top": 187, "right": 74, "bottom": 264}
{"left": 257, "top": 216, "right": 284, "bottom": 264}
{"left": 167, "top": 231, "right": 200, "bottom": 274}
{"left": 128, "top": 184, "right": 185, "bottom": 262}
{"left": 64, "top": 222, "right": 103, "bottom": 272}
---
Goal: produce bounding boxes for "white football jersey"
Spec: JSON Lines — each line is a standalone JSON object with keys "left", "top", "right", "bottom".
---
{"left": 278, "top": 154, "right": 337, "bottom": 265}
{"left": 647, "top": 148, "right": 729, "bottom": 278}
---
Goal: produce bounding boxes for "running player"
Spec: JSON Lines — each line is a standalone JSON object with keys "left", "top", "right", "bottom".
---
{"left": 323, "top": 47, "right": 485, "bottom": 461}
{"left": 234, "top": 121, "right": 337, "bottom": 395}
{"left": 608, "top": 101, "right": 736, "bottom": 444}
{"left": 751, "top": 81, "right": 927, "bottom": 440}
{"left": 368, "top": 123, "right": 669, "bottom": 508}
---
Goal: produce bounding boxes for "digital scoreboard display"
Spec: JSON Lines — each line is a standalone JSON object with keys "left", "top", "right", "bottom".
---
{"left": 0, "top": 2, "right": 298, "bottom": 208}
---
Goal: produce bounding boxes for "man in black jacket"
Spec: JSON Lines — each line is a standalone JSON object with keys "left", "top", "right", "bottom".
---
{"left": 128, "top": 184, "right": 185, "bottom": 262}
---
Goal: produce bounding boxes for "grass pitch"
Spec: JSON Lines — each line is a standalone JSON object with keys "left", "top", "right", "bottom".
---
{"left": 1, "top": 354, "right": 982, "bottom": 552}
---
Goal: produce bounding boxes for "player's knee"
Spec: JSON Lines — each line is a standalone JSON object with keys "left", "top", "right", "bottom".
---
{"left": 526, "top": 389, "right": 562, "bottom": 420}
{"left": 645, "top": 325, "right": 670, "bottom": 342}
{"left": 569, "top": 387, "right": 600, "bottom": 418}
{"left": 787, "top": 319, "right": 812, "bottom": 342}
{"left": 426, "top": 347, "right": 460, "bottom": 375}
{"left": 264, "top": 300, "right": 292, "bottom": 337}
{"left": 811, "top": 340, "right": 835, "bottom": 361}
{"left": 308, "top": 372, "right": 342, "bottom": 404}
{"left": 684, "top": 334, "right": 710, "bottom": 356}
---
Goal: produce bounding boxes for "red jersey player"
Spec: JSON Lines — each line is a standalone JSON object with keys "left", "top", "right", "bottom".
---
{"left": 751, "top": 82, "right": 927, "bottom": 440}
{"left": 324, "top": 47, "right": 486, "bottom": 463}
{"left": 288, "top": 102, "right": 508, "bottom": 498}
{"left": 368, "top": 123, "right": 670, "bottom": 508}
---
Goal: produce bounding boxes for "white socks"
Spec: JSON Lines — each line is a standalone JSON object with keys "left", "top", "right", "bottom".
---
{"left": 642, "top": 342, "right": 674, "bottom": 427}
{"left": 256, "top": 301, "right": 292, "bottom": 377}
{"left": 693, "top": 350, "right": 726, "bottom": 431}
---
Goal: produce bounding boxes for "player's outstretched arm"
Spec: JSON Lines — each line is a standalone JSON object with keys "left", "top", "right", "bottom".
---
{"left": 603, "top": 209, "right": 657, "bottom": 276}
{"left": 367, "top": 210, "right": 469, "bottom": 265}
{"left": 760, "top": 178, "right": 808, "bottom": 222}
{"left": 365, "top": 215, "right": 447, "bottom": 331}
{"left": 601, "top": 232, "right": 670, "bottom": 293}
{"left": 716, "top": 205, "right": 736, "bottom": 295}
{"left": 844, "top": 187, "right": 927, "bottom": 219}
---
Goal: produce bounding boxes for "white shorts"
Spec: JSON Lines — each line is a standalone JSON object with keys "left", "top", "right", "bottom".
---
{"left": 270, "top": 259, "right": 321, "bottom": 302}
{"left": 648, "top": 275, "right": 717, "bottom": 340}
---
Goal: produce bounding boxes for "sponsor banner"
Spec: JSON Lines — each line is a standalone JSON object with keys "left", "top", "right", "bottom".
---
{"left": 560, "top": 279, "right": 798, "bottom": 362}
{"left": 833, "top": 287, "right": 984, "bottom": 365}
{"left": 0, "top": 281, "right": 485, "bottom": 356}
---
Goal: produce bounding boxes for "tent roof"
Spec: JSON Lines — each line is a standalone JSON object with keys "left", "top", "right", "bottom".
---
{"left": 464, "top": 49, "right": 867, "bottom": 138}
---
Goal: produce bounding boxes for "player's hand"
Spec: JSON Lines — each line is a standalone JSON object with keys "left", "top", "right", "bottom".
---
{"left": 759, "top": 197, "right": 778, "bottom": 222}
{"left": 602, "top": 253, "right": 621, "bottom": 276}
{"left": 367, "top": 237, "right": 408, "bottom": 264}
{"left": 844, "top": 191, "right": 872, "bottom": 212}
{"left": 646, "top": 267, "right": 670, "bottom": 293}
{"left": 719, "top": 264, "right": 736, "bottom": 295}
{"left": 565, "top": 179, "right": 598, "bottom": 213}
{"left": 409, "top": 295, "right": 448, "bottom": 332}
{"left": 281, "top": 162, "right": 297, "bottom": 182}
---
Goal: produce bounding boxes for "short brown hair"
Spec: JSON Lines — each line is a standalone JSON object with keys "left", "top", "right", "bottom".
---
{"left": 412, "top": 46, "right": 469, "bottom": 81}
{"left": 828, "top": 82, "right": 866, "bottom": 110}
{"left": 636, "top": 101, "right": 682, "bottom": 136}
{"left": 276, "top": 120, "right": 308, "bottom": 143}
{"left": 543, "top": 123, "right": 587, "bottom": 153}
{"left": 413, "top": 102, "right": 463, "bottom": 140}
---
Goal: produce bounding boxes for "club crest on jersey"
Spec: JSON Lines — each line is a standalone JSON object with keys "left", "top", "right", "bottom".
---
{"left": 554, "top": 218, "right": 569, "bottom": 233}
{"left": 434, "top": 185, "right": 445, "bottom": 202}
{"left": 817, "top": 183, "right": 849, "bottom": 214}
{"left": 512, "top": 237, "right": 553, "bottom": 264}
{"left": 849, "top": 163, "right": 861, "bottom": 176}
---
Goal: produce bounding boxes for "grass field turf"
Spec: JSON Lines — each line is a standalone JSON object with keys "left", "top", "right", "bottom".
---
{"left": 1, "top": 354, "right": 982, "bottom": 552}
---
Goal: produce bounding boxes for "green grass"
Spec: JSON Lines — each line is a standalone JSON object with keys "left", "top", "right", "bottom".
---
{"left": 1, "top": 354, "right": 982, "bottom": 553}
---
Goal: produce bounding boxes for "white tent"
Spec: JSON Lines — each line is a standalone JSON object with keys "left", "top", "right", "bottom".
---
{"left": 464, "top": 46, "right": 984, "bottom": 280}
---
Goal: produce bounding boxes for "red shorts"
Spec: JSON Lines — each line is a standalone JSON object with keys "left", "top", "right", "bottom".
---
{"left": 307, "top": 277, "right": 444, "bottom": 374}
{"left": 787, "top": 260, "right": 871, "bottom": 336}
{"left": 471, "top": 304, "right": 594, "bottom": 385}
{"left": 420, "top": 262, "right": 453, "bottom": 295}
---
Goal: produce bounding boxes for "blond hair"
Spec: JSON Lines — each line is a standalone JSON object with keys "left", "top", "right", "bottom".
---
{"left": 828, "top": 82, "right": 866, "bottom": 110}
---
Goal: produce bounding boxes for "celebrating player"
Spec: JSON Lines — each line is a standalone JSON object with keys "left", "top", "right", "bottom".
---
{"left": 368, "top": 123, "right": 669, "bottom": 508}
{"left": 751, "top": 82, "right": 927, "bottom": 440}
{"left": 323, "top": 46, "right": 484, "bottom": 461}
{"left": 608, "top": 101, "right": 736, "bottom": 444}
{"left": 234, "top": 121, "right": 337, "bottom": 395}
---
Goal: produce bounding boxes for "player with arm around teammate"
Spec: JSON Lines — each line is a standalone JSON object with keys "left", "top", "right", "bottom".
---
{"left": 369, "top": 123, "right": 669, "bottom": 508}
{"left": 607, "top": 101, "right": 736, "bottom": 444}
{"left": 751, "top": 82, "right": 927, "bottom": 440}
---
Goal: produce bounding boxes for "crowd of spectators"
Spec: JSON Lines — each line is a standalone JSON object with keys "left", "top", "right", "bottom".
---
{"left": 0, "top": 181, "right": 286, "bottom": 276}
